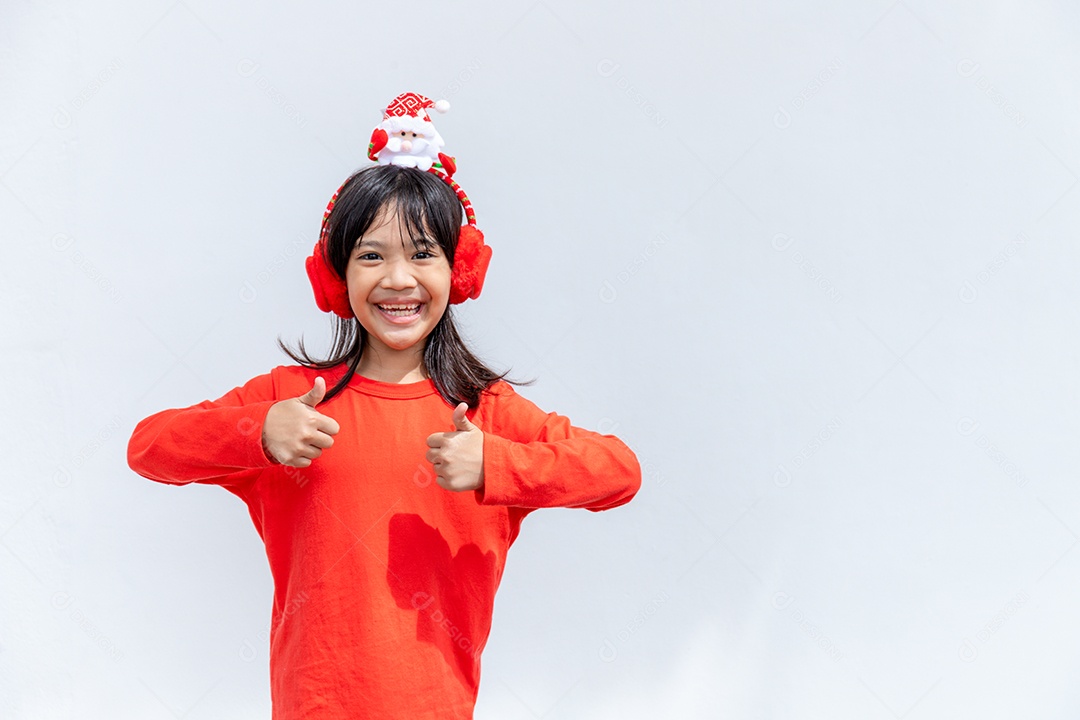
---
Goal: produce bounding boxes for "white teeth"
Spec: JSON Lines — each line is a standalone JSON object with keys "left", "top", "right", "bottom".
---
{"left": 377, "top": 304, "right": 421, "bottom": 316}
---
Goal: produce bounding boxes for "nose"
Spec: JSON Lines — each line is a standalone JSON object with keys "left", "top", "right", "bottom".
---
{"left": 381, "top": 256, "right": 418, "bottom": 289}
{"left": 401, "top": 140, "right": 412, "bottom": 152}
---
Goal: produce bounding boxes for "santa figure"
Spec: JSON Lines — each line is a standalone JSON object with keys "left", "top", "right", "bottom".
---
{"left": 367, "top": 92, "right": 458, "bottom": 177}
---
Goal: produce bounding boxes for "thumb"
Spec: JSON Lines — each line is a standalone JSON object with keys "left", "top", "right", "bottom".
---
{"left": 299, "top": 376, "right": 326, "bottom": 407}
{"left": 452, "top": 402, "right": 476, "bottom": 431}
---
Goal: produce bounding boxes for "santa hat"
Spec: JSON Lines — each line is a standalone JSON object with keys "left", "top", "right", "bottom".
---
{"left": 305, "top": 92, "right": 491, "bottom": 319}
{"left": 381, "top": 92, "right": 450, "bottom": 134}
{"left": 384, "top": 91, "right": 450, "bottom": 122}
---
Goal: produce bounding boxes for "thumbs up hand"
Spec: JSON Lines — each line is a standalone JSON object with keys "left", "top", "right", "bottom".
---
{"left": 262, "top": 376, "right": 341, "bottom": 467}
{"left": 425, "top": 402, "right": 485, "bottom": 492}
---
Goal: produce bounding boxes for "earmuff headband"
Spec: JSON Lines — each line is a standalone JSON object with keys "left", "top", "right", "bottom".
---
{"left": 305, "top": 92, "right": 492, "bottom": 319}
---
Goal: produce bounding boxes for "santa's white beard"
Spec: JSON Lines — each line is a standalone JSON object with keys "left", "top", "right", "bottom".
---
{"left": 387, "top": 137, "right": 436, "bottom": 157}
{"left": 388, "top": 155, "right": 432, "bottom": 170}
{"left": 381, "top": 138, "right": 438, "bottom": 170}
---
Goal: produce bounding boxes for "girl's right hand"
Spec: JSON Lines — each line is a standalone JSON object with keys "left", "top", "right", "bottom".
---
{"left": 262, "top": 376, "right": 341, "bottom": 467}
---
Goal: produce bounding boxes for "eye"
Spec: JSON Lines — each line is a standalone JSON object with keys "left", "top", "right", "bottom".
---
{"left": 357, "top": 252, "right": 380, "bottom": 261}
{"left": 414, "top": 250, "right": 436, "bottom": 259}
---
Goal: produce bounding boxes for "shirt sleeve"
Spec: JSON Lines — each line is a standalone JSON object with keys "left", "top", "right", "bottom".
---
{"left": 475, "top": 383, "right": 642, "bottom": 511}
{"left": 126, "top": 368, "right": 282, "bottom": 494}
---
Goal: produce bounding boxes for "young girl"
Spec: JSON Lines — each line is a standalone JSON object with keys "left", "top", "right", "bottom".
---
{"left": 126, "top": 93, "right": 641, "bottom": 719}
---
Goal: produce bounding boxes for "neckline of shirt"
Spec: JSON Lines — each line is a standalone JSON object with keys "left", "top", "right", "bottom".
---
{"left": 346, "top": 372, "right": 437, "bottom": 399}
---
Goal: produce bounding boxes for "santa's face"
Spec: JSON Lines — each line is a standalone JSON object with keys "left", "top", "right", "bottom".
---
{"left": 381, "top": 118, "right": 444, "bottom": 165}
{"left": 388, "top": 128, "right": 431, "bottom": 155}
{"left": 387, "top": 128, "right": 439, "bottom": 158}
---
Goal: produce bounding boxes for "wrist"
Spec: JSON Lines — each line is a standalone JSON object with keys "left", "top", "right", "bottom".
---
{"left": 260, "top": 431, "right": 281, "bottom": 465}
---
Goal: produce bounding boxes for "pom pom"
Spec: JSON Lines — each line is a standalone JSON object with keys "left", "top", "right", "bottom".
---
{"left": 434, "top": 99, "right": 450, "bottom": 113}
{"left": 305, "top": 253, "right": 332, "bottom": 313}
{"left": 449, "top": 226, "right": 490, "bottom": 304}
{"left": 306, "top": 242, "right": 354, "bottom": 318}
{"left": 470, "top": 244, "right": 492, "bottom": 299}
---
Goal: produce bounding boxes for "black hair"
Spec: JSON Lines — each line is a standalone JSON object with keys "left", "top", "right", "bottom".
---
{"left": 278, "top": 164, "right": 534, "bottom": 407}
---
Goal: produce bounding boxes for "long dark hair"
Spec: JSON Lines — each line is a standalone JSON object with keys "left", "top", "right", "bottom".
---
{"left": 278, "top": 164, "right": 534, "bottom": 407}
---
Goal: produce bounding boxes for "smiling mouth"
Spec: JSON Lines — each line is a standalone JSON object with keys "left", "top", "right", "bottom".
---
{"left": 376, "top": 303, "right": 422, "bottom": 317}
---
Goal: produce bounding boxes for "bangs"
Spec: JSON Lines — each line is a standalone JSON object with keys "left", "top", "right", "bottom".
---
{"left": 330, "top": 165, "right": 460, "bottom": 269}
{"left": 348, "top": 201, "right": 436, "bottom": 252}
{"left": 386, "top": 197, "right": 438, "bottom": 250}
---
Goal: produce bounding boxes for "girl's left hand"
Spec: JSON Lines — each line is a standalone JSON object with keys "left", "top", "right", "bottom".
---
{"left": 426, "top": 403, "right": 485, "bottom": 492}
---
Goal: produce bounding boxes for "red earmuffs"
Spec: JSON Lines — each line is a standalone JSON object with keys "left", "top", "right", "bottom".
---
{"left": 305, "top": 92, "right": 492, "bottom": 319}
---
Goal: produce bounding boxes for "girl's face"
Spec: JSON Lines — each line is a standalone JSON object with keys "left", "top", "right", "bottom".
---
{"left": 345, "top": 204, "right": 451, "bottom": 360}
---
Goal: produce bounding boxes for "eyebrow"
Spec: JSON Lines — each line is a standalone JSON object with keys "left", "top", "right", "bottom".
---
{"left": 355, "top": 236, "right": 436, "bottom": 249}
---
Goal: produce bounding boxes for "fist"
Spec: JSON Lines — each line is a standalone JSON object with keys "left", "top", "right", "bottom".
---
{"left": 425, "top": 402, "right": 485, "bottom": 492}
{"left": 262, "top": 376, "right": 341, "bottom": 468}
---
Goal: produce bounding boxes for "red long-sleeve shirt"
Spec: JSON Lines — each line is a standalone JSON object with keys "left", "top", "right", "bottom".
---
{"left": 126, "top": 364, "right": 641, "bottom": 719}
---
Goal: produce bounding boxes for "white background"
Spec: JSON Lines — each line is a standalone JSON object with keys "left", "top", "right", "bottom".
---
{"left": 3, "top": 1, "right": 1079, "bottom": 717}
